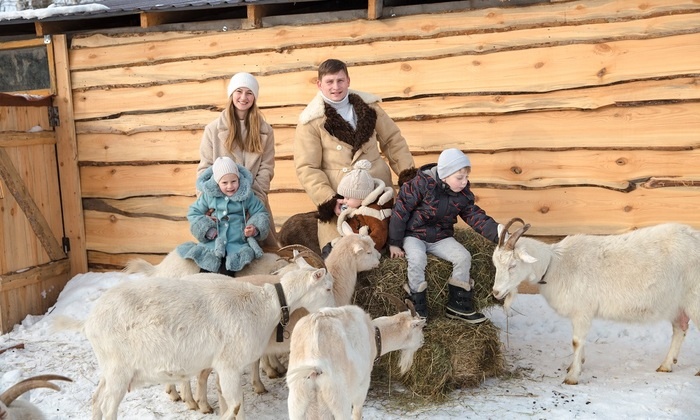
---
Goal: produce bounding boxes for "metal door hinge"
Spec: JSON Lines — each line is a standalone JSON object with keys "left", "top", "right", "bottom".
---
{"left": 49, "top": 106, "right": 60, "bottom": 127}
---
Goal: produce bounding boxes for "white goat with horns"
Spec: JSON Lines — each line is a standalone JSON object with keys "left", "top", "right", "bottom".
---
{"left": 491, "top": 218, "right": 700, "bottom": 385}
{"left": 287, "top": 298, "right": 426, "bottom": 420}
{"left": 54, "top": 256, "right": 334, "bottom": 420}
{"left": 0, "top": 375, "right": 72, "bottom": 420}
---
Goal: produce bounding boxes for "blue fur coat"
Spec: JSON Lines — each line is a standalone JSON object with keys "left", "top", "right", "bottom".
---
{"left": 177, "top": 164, "right": 270, "bottom": 273}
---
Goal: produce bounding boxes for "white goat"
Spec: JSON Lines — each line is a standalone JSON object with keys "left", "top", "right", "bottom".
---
{"left": 123, "top": 243, "right": 316, "bottom": 410}
{"left": 56, "top": 258, "right": 334, "bottom": 420}
{"left": 286, "top": 303, "right": 426, "bottom": 420}
{"left": 491, "top": 218, "right": 700, "bottom": 385}
{"left": 191, "top": 228, "right": 382, "bottom": 412}
{"left": 0, "top": 375, "right": 71, "bottom": 420}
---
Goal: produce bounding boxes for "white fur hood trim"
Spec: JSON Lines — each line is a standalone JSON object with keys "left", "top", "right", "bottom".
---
{"left": 298, "top": 89, "right": 383, "bottom": 125}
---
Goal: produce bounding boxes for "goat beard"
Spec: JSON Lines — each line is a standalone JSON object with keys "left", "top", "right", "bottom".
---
{"left": 397, "top": 348, "right": 419, "bottom": 375}
{"left": 503, "top": 289, "right": 519, "bottom": 315}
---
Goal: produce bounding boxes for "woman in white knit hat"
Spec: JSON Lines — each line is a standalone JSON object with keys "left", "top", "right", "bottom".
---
{"left": 196, "top": 72, "right": 279, "bottom": 248}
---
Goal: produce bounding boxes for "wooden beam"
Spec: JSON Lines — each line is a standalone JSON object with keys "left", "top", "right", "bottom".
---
{"left": 140, "top": 12, "right": 172, "bottom": 28}
{"left": 368, "top": 0, "right": 383, "bottom": 20}
{"left": 51, "top": 35, "right": 88, "bottom": 276}
{"left": 246, "top": 5, "right": 270, "bottom": 29}
{"left": 0, "top": 148, "right": 65, "bottom": 261}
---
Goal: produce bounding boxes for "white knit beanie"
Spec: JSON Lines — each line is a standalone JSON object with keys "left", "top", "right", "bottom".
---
{"left": 337, "top": 160, "right": 375, "bottom": 200}
{"left": 437, "top": 148, "right": 471, "bottom": 179}
{"left": 212, "top": 156, "right": 239, "bottom": 182}
{"left": 227, "top": 72, "right": 259, "bottom": 99}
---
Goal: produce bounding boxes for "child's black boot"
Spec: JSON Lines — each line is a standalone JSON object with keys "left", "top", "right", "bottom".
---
{"left": 445, "top": 279, "right": 486, "bottom": 324}
{"left": 403, "top": 282, "right": 428, "bottom": 320}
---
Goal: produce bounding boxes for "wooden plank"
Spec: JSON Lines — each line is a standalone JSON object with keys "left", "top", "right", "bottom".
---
{"left": 88, "top": 250, "right": 165, "bottom": 269}
{"left": 0, "top": 38, "right": 46, "bottom": 51}
{"left": 52, "top": 34, "right": 88, "bottom": 276}
{"left": 80, "top": 164, "right": 197, "bottom": 198}
{"left": 397, "top": 103, "right": 700, "bottom": 153}
{"left": 83, "top": 185, "right": 700, "bottom": 254}
{"left": 77, "top": 131, "right": 202, "bottom": 162}
{"left": 0, "top": 259, "right": 71, "bottom": 333}
{"left": 84, "top": 211, "right": 194, "bottom": 253}
{"left": 69, "top": 12, "right": 700, "bottom": 90}
{"left": 0, "top": 106, "right": 51, "bottom": 131}
{"left": 71, "top": 33, "right": 700, "bottom": 119}
{"left": 72, "top": 76, "right": 700, "bottom": 139}
{"left": 0, "top": 131, "right": 56, "bottom": 148}
{"left": 0, "top": 148, "right": 65, "bottom": 260}
{"left": 83, "top": 196, "right": 191, "bottom": 220}
{"left": 67, "top": 0, "right": 700, "bottom": 70}
{"left": 74, "top": 100, "right": 700, "bottom": 163}
{"left": 78, "top": 148, "right": 700, "bottom": 200}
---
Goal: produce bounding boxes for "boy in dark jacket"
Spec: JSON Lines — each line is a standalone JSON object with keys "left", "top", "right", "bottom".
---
{"left": 388, "top": 148, "right": 501, "bottom": 323}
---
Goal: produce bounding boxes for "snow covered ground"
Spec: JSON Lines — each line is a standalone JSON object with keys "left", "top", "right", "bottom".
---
{"left": 1, "top": 271, "right": 698, "bottom": 419}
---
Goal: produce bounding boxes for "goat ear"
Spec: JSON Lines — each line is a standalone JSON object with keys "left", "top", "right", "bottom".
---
{"left": 413, "top": 319, "right": 427, "bottom": 329}
{"left": 358, "top": 225, "right": 369, "bottom": 236}
{"left": 312, "top": 268, "right": 326, "bottom": 281}
{"left": 516, "top": 248, "right": 538, "bottom": 263}
{"left": 341, "top": 221, "right": 354, "bottom": 236}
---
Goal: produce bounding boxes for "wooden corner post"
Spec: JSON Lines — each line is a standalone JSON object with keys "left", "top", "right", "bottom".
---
{"left": 51, "top": 34, "right": 88, "bottom": 276}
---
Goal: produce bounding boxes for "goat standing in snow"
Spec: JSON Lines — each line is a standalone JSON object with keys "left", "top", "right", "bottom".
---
{"left": 287, "top": 302, "right": 426, "bottom": 420}
{"left": 491, "top": 218, "right": 700, "bottom": 385}
{"left": 0, "top": 375, "right": 71, "bottom": 420}
{"left": 56, "top": 257, "right": 334, "bottom": 420}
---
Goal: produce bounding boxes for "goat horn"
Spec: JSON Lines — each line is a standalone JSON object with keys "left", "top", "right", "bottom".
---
{"left": 504, "top": 222, "right": 531, "bottom": 251}
{"left": 403, "top": 298, "right": 418, "bottom": 318}
{"left": 376, "top": 292, "right": 411, "bottom": 315}
{"left": 295, "top": 250, "right": 327, "bottom": 270}
{"left": 0, "top": 375, "right": 71, "bottom": 406}
{"left": 275, "top": 245, "right": 326, "bottom": 269}
{"left": 497, "top": 217, "right": 525, "bottom": 248}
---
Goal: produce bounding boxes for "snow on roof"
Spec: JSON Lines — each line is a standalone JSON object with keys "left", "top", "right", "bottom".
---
{"left": 0, "top": 0, "right": 250, "bottom": 23}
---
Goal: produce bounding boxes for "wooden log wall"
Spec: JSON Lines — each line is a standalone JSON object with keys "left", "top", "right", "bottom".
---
{"left": 67, "top": 0, "right": 700, "bottom": 270}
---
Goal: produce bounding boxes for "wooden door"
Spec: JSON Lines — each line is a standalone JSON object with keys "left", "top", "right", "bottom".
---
{"left": 0, "top": 37, "right": 75, "bottom": 333}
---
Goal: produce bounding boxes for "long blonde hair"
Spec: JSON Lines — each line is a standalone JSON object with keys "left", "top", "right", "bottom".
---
{"left": 225, "top": 96, "right": 263, "bottom": 154}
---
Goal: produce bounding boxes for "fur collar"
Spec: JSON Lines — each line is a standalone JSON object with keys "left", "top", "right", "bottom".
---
{"left": 298, "top": 89, "right": 382, "bottom": 125}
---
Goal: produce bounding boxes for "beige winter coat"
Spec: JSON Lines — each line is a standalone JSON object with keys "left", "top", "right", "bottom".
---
{"left": 294, "top": 90, "right": 414, "bottom": 207}
{"left": 197, "top": 109, "right": 275, "bottom": 203}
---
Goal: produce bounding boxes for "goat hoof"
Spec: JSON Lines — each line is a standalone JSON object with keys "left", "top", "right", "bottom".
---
{"left": 563, "top": 378, "right": 578, "bottom": 385}
{"left": 254, "top": 386, "right": 269, "bottom": 395}
{"left": 656, "top": 366, "right": 672, "bottom": 373}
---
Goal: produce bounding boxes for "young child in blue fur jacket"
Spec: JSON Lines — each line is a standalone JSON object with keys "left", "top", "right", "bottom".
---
{"left": 177, "top": 156, "right": 270, "bottom": 276}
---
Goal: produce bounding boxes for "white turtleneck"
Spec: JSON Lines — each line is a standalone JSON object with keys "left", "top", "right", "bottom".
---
{"left": 321, "top": 93, "right": 357, "bottom": 129}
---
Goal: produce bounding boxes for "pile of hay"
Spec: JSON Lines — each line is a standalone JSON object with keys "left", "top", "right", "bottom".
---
{"left": 353, "top": 228, "right": 504, "bottom": 402}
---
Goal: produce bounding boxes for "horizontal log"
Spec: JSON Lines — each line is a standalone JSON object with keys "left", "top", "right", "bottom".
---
{"left": 69, "top": 13, "right": 700, "bottom": 90}
{"left": 77, "top": 130, "right": 202, "bottom": 162}
{"left": 80, "top": 164, "right": 197, "bottom": 198}
{"left": 79, "top": 147, "right": 700, "bottom": 199}
{"left": 84, "top": 185, "right": 700, "bottom": 254}
{"left": 74, "top": 77, "right": 700, "bottom": 136}
{"left": 71, "top": 33, "right": 700, "bottom": 119}
{"left": 68, "top": 0, "right": 700, "bottom": 69}
{"left": 77, "top": 100, "right": 700, "bottom": 169}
